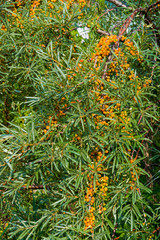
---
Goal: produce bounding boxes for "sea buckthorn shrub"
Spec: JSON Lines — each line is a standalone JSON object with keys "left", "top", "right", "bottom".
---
{"left": 0, "top": 0, "right": 160, "bottom": 239}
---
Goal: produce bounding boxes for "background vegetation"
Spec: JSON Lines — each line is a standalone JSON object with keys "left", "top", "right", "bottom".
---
{"left": 0, "top": 0, "right": 160, "bottom": 239}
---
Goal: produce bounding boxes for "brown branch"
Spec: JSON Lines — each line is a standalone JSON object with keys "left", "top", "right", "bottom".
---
{"left": 152, "top": 226, "right": 160, "bottom": 234}
{"left": 106, "top": 0, "right": 128, "bottom": 8}
{"left": 21, "top": 184, "right": 50, "bottom": 190}
{"left": 97, "top": 29, "right": 110, "bottom": 36}
{"left": 117, "top": 9, "right": 140, "bottom": 41}
{"left": 117, "top": 0, "right": 160, "bottom": 41}
{"left": 147, "top": 0, "right": 160, "bottom": 12}
{"left": 94, "top": 56, "right": 98, "bottom": 68}
{"left": 102, "top": 54, "right": 113, "bottom": 79}
{"left": 101, "top": 1, "right": 160, "bottom": 79}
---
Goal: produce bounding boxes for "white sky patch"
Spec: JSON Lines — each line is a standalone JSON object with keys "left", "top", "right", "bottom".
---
{"left": 77, "top": 25, "right": 90, "bottom": 42}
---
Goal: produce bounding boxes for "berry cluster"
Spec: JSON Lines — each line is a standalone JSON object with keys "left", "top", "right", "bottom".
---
{"left": 129, "top": 158, "right": 140, "bottom": 191}
{"left": 84, "top": 156, "right": 109, "bottom": 230}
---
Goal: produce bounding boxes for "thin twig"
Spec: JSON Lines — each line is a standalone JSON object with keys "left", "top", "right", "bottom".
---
{"left": 21, "top": 184, "right": 50, "bottom": 190}
{"left": 111, "top": 222, "right": 118, "bottom": 240}
{"left": 97, "top": 8, "right": 115, "bottom": 19}
{"left": 94, "top": 56, "right": 98, "bottom": 68}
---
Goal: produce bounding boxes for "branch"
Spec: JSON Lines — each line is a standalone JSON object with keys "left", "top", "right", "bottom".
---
{"left": 97, "top": 29, "right": 110, "bottom": 36}
{"left": 106, "top": 0, "right": 128, "bottom": 8}
{"left": 117, "top": 0, "right": 160, "bottom": 41}
{"left": 152, "top": 226, "right": 160, "bottom": 234}
{"left": 147, "top": 0, "right": 160, "bottom": 12}
{"left": 102, "top": 53, "right": 113, "bottom": 79}
{"left": 117, "top": 8, "right": 140, "bottom": 41}
{"left": 21, "top": 185, "right": 50, "bottom": 190}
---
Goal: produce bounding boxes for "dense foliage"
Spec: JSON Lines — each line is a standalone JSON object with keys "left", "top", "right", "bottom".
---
{"left": 0, "top": 0, "right": 160, "bottom": 239}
